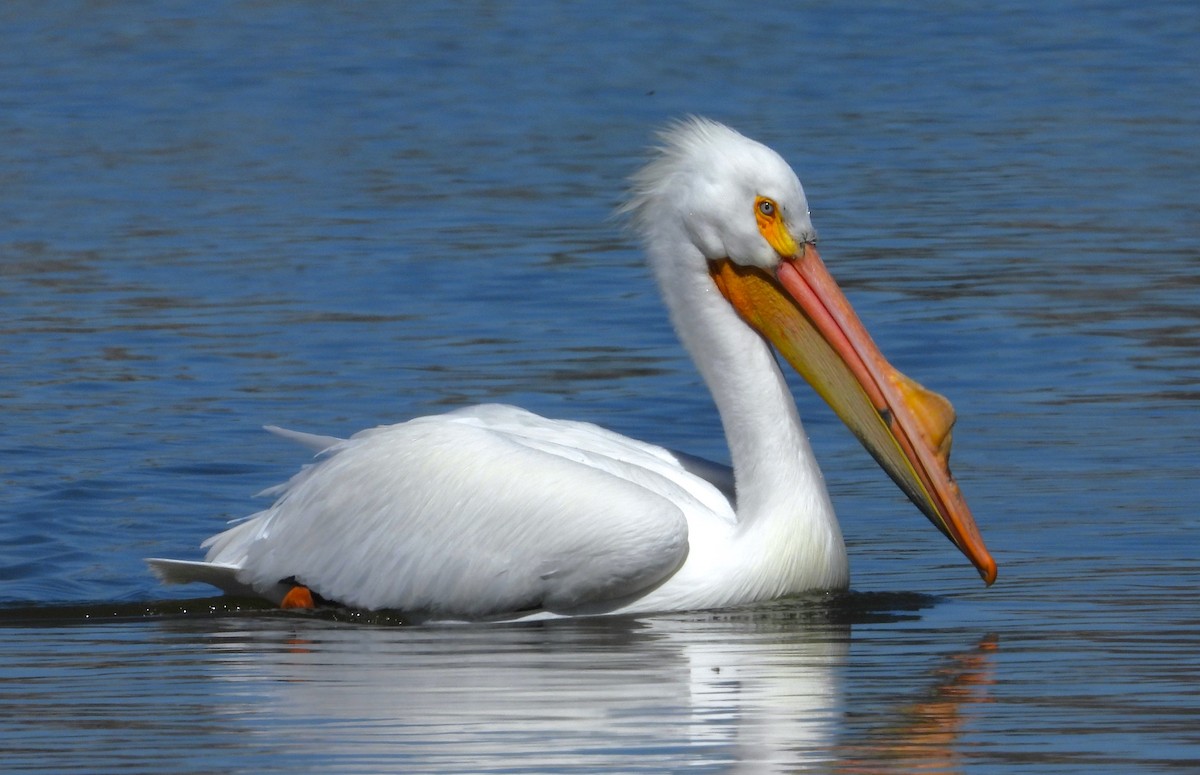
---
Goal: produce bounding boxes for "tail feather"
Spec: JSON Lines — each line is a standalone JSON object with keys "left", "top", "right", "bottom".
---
{"left": 147, "top": 424, "right": 343, "bottom": 606}
{"left": 264, "top": 425, "right": 344, "bottom": 453}
{"left": 146, "top": 558, "right": 283, "bottom": 602}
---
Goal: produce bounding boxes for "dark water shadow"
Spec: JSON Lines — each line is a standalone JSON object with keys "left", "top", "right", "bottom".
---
{"left": 0, "top": 588, "right": 939, "bottom": 629}
{"left": 0, "top": 596, "right": 278, "bottom": 627}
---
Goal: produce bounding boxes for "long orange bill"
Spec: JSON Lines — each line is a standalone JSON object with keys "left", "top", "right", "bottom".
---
{"left": 710, "top": 245, "right": 996, "bottom": 585}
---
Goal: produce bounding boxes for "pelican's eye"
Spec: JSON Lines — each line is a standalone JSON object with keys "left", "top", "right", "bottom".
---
{"left": 754, "top": 196, "right": 798, "bottom": 257}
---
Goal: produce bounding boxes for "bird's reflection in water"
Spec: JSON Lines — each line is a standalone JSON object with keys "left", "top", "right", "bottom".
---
{"left": 167, "top": 597, "right": 996, "bottom": 773}
{"left": 835, "top": 634, "right": 999, "bottom": 774}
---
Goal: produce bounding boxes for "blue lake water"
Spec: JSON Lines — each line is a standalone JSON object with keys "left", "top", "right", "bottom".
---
{"left": 2, "top": 1, "right": 1198, "bottom": 772}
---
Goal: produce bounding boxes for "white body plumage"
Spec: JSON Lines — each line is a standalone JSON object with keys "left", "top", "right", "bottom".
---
{"left": 150, "top": 118, "right": 995, "bottom": 620}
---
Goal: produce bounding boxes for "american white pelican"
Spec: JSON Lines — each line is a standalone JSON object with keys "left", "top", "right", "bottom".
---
{"left": 149, "top": 118, "right": 995, "bottom": 620}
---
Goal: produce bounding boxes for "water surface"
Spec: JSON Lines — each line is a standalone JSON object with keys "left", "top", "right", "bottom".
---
{"left": 2, "top": 1, "right": 1198, "bottom": 772}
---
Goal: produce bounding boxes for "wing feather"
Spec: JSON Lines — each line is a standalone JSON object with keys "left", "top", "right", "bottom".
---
{"left": 203, "top": 405, "right": 724, "bottom": 617}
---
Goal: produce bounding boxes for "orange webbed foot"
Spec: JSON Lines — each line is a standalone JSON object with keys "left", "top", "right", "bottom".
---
{"left": 280, "top": 584, "right": 317, "bottom": 610}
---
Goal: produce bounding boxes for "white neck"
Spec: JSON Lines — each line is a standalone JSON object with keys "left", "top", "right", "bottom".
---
{"left": 650, "top": 241, "right": 848, "bottom": 591}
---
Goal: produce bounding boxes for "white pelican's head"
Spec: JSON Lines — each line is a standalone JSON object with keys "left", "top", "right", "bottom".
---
{"left": 625, "top": 117, "right": 815, "bottom": 271}
{"left": 625, "top": 117, "right": 996, "bottom": 585}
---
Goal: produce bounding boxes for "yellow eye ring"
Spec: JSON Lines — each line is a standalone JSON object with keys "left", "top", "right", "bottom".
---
{"left": 756, "top": 197, "right": 777, "bottom": 218}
